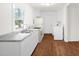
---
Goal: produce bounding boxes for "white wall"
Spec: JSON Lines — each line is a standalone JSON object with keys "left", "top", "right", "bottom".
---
{"left": 24, "top": 4, "right": 34, "bottom": 27}
{"left": 63, "top": 5, "right": 68, "bottom": 42}
{"left": 40, "top": 11, "right": 57, "bottom": 33}
{"left": 22, "top": 4, "right": 40, "bottom": 28}
{"left": 67, "top": 4, "right": 79, "bottom": 41}
{"left": 0, "top": 3, "right": 13, "bottom": 35}
{"left": 57, "top": 8, "right": 64, "bottom": 25}
{"left": 33, "top": 9, "right": 40, "bottom": 18}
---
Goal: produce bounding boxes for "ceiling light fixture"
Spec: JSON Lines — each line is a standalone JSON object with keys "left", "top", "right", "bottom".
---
{"left": 40, "top": 3, "right": 55, "bottom": 6}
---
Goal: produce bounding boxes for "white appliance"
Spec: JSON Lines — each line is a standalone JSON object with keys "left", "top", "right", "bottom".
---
{"left": 53, "top": 25, "right": 64, "bottom": 40}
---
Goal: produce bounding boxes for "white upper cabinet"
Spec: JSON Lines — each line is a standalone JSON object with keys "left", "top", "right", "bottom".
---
{"left": 33, "top": 17, "right": 43, "bottom": 28}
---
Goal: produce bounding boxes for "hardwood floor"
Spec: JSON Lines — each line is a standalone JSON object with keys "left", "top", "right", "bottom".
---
{"left": 32, "top": 34, "right": 79, "bottom": 56}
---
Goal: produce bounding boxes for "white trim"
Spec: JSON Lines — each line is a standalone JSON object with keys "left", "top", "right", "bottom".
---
{"left": 64, "top": 39, "right": 68, "bottom": 42}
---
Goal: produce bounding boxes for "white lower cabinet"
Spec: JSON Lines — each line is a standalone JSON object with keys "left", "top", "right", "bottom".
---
{"left": 0, "top": 31, "right": 38, "bottom": 56}
{"left": 0, "top": 42, "right": 20, "bottom": 56}
{"left": 21, "top": 31, "right": 38, "bottom": 56}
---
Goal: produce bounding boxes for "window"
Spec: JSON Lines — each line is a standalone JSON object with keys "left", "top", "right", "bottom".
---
{"left": 13, "top": 4, "right": 24, "bottom": 31}
{"left": 15, "top": 8, "right": 24, "bottom": 29}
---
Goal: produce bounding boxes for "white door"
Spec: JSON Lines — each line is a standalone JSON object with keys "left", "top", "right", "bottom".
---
{"left": 43, "top": 16, "right": 52, "bottom": 33}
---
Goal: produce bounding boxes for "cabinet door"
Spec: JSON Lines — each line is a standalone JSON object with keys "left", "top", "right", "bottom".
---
{"left": 33, "top": 30, "right": 39, "bottom": 43}
{"left": 0, "top": 42, "right": 20, "bottom": 56}
{"left": 21, "top": 32, "right": 38, "bottom": 56}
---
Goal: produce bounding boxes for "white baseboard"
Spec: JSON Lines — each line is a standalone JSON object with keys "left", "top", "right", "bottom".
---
{"left": 64, "top": 39, "right": 69, "bottom": 42}
{"left": 64, "top": 39, "right": 79, "bottom": 42}
{"left": 68, "top": 40, "right": 79, "bottom": 42}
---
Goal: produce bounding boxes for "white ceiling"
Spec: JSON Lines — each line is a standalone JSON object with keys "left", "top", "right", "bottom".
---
{"left": 29, "top": 3, "right": 67, "bottom": 11}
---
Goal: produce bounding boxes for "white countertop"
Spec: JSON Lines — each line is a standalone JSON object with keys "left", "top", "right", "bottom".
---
{"left": 0, "top": 32, "right": 31, "bottom": 42}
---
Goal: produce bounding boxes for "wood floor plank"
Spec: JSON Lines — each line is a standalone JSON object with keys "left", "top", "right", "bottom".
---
{"left": 32, "top": 34, "right": 79, "bottom": 56}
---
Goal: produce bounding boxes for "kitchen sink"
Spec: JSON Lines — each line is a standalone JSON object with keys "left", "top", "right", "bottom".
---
{"left": 21, "top": 30, "right": 31, "bottom": 33}
{"left": 33, "top": 27, "right": 41, "bottom": 29}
